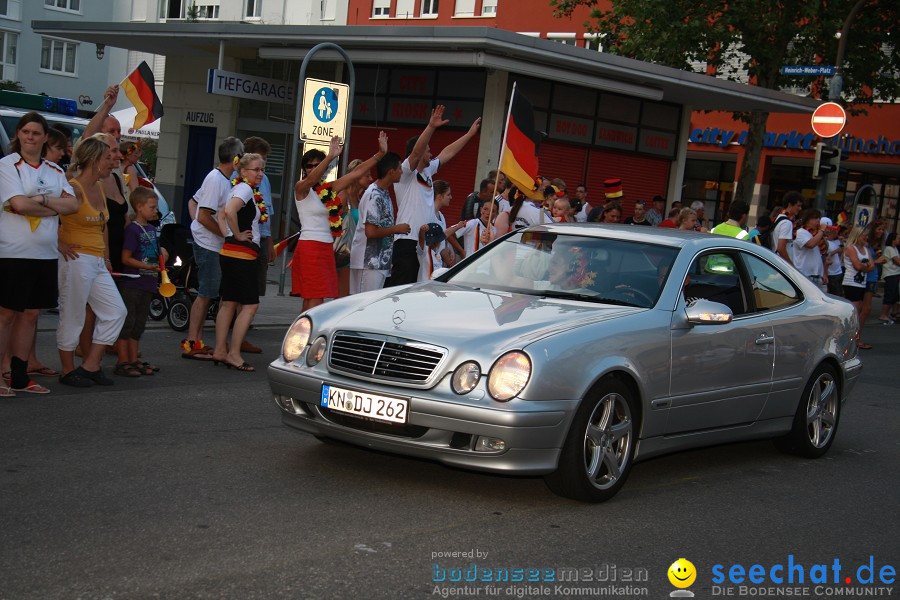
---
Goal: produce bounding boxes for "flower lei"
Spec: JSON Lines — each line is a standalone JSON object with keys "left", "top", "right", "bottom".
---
{"left": 314, "top": 181, "right": 342, "bottom": 238}
{"left": 231, "top": 176, "right": 268, "bottom": 223}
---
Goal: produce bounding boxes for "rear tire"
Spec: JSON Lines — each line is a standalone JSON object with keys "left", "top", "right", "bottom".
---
{"left": 167, "top": 297, "right": 191, "bottom": 332}
{"left": 775, "top": 364, "right": 840, "bottom": 458}
{"left": 544, "top": 379, "right": 636, "bottom": 502}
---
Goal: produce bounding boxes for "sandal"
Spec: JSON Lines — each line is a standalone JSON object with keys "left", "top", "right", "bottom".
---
{"left": 27, "top": 366, "right": 60, "bottom": 377}
{"left": 224, "top": 360, "right": 255, "bottom": 372}
{"left": 0, "top": 383, "right": 14, "bottom": 398}
{"left": 137, "top": 362, "right": 155, "bottom": 376}
{"left": 59, "top": 370, "right": 93, "bottom": 388}
{"left": 139, "top": 361, "right": 160, "bottom": 373}
{"left": 114, "top": 361, "right": 142, "bottom": 377}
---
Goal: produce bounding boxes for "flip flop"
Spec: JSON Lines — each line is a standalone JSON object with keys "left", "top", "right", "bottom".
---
{"left": 0, "top": 384, "right": 14, "bottom": 398}
{"left": 27, "top": 366, "right": 60, "bottom": 377}
{"left": 9, "top": 379, "right": 50, "bottom": 394}
{"left": 224, "top": 360, "right": 255, "bottom": 372}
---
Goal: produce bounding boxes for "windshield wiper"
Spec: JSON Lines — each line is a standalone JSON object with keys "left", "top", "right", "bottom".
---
{"left": 533, "top": 289, "right": 641, "bottom": 307}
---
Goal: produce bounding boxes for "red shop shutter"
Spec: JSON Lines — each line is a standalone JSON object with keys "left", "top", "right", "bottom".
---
{"left": 536, "top": 141, "right": 589, "bottom": 193}
{"left": 585, "top": 149, "right": 669, "bottom": 217}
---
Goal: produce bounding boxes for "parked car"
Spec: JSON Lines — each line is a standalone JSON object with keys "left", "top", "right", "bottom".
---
{"left": 0, "top": 105, "right": 173, "bottom": 227}
{"left": 268, "top": 224, "right": 862, "bottom": 502}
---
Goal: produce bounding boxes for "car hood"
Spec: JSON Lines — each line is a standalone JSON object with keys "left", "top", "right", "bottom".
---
{"left": 329, "top": 282, "right": 641, "bottom": 349}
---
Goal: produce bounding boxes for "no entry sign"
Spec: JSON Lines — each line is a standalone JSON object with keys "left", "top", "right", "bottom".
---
{"left": 811, "top": 102, "right": 847, "bottom": 138}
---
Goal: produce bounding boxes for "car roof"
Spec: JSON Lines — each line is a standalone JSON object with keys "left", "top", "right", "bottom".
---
{"left": 525, "top": 222, "right": 728, "bottom": 248}
{"left": 0, "top": 106, "right": 89, "bottom": 127}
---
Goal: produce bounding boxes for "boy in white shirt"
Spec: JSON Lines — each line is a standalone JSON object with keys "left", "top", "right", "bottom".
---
{"left": 458, "top": 199, "right": 498, "bottom": 258}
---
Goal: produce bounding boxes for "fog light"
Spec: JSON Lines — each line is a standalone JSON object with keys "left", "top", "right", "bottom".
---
{"left": 307, "top": 336, "right": 327, "bottom": 366}
{"left": 474, "top": 436, "right": 507, "bottom": 452}
{"left": 274, "top": 394, "right": 295, "bottom": 412}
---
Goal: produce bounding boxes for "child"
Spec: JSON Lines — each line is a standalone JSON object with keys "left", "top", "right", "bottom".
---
{"left": 552, "top": 196, "right": 577, "bottom": 222}
{"left": 116, "top": 187, "right": 168, "bottom": 376}
{"left": 417, "top": 223, "right": 446, "bottom": 282}
{"left": 458, "top": 199, "right": 498, "bottom": 258}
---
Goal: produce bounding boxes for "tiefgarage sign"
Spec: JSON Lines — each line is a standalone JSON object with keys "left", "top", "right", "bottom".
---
{"left": 299, "top": 78, "right": 350, "bottom": 143}
{"left": 207, "top": 69, "right": 294, "bottom": 105}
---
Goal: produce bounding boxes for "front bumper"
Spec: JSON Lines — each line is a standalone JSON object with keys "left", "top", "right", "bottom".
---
{"left": 267, "top": 361, "right": 578, "bottom": 475}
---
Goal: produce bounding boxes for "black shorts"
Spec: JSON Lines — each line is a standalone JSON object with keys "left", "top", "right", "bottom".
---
{"left": 219, "top": 255, "right": 259, "bottom": 305}
{"left": 0, "top": 258, "right": 58, "bottom": 311}
{"left": 842, "top": 285, "right": 866, "bottom": 302}
{"left": 118, "top": 286, "right": 153, "bottom": 340}
{"left": 388, "top": 239, "right": 419, "bottom": 287}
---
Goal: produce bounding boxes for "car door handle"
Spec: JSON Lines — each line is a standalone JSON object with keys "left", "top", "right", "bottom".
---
{"left": 755, "top": 334, "right": 775, "bottom": 345}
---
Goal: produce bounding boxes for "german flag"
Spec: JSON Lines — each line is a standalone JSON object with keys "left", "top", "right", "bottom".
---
{"left": 499, "top": 88, "right": 542, "bottom": 200}
{"left": 273, "top": 232, "right": 300, "bottom": 258}
{"left": 121, "top": 61, "right": 163, "bottom": 130}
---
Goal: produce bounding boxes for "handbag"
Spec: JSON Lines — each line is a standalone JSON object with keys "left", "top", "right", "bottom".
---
{"left": 333, "top": 208, "right": 355, "bottom": 268}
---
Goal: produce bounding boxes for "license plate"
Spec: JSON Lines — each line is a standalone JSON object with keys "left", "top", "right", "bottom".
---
{"left": 321, "top": 384, "right": 408, "bottom": 424}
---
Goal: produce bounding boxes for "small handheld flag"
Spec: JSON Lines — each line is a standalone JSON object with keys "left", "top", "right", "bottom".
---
{"left": 120, "top": 61, "right": 163, "bottom": 130}
{"left": 274, "top": 232, "right": 300, "bottom": 258}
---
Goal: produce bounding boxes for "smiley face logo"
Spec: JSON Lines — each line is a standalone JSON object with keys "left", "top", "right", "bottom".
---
{"left": 668, "top": 558, "right": 696, "bottom": 588}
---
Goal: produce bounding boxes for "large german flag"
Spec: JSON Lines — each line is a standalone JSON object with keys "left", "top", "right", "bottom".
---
{"left": 499, "top": 90, "right": 542, "bottom": 200}
{"left": 121, "top": 61, "right": 163, "bottom": 130}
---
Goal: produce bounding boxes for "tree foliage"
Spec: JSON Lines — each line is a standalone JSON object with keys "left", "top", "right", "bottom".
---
{"left": 550, "top": 0, "right": 897, "bottom": 105}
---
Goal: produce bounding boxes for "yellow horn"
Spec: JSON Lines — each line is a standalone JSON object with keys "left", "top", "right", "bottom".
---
{"left": 159, "top": 270, "right": 176, "bottom": 298}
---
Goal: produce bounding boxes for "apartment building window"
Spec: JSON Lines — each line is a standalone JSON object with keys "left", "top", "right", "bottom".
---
{"left": 372, "top": 0, "right": 390, "bottom": 18}
{"left": 583, "top": 33, "right": 603, "bottom": 51}
{"left": 396, "top": 0, "right": 413, "bottom": 17}
{"left": 481, "top": 0, "right": 496, "bottom": 15}
{"left": 421, "top": 0, "right": 438, "bottom": 16}
{"left": 161, "top": 0, "right": 182, "bottom": 19}
{"left": 40, "top": 37, "right": 77, "bottom": 76}
{"left": 194, "top": 2, "right": 220, "bottom": 18}
{"left": 453, "top": 0, "right": 474, "bottom": 16}
{"left": 0, "top": 30, "right": 17, "bottom": 81}
{"left": 547, "top": 32, "right": 576, "bottom": 45}
{"left": 44, "top": 0, "right": 81, "bottom": 12}
{"left": 1, "top": 0, "right": 22, "bottom": 20}
{"left": 246, "top": 0, "right": 261, "bottom": 18}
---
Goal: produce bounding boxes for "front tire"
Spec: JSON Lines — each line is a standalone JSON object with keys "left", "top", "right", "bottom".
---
{"left": 167, "top": 297, "right": 191, "bottom": 332}
{"left": 545, "top": 379, "right": 636, "bottom": 502}
{"left": 775, "top": 364, "right": 841, "bottom": 458}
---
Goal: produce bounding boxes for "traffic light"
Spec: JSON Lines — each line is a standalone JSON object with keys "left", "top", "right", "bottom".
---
{"left": 813, "top": 142, "right": 840, "bottom": 179}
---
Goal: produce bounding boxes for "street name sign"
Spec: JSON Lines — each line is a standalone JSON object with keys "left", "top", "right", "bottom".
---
{"left": 811, "top": 102, "right": 847, "bottom": 138}
{"left": 300, "top": 78, "right": 350, "bottom": 143}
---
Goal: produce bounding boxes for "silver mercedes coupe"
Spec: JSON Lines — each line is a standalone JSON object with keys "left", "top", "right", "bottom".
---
{"left": 268, "top": 224, "right": 862, "bottom": 502}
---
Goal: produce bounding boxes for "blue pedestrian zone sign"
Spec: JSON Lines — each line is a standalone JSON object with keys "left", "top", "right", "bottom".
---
{"left": 781, "top": 66, "right": 835, "bottom": 76}
{"left": 313, "top": 87, "right": 338, "bottom": 123}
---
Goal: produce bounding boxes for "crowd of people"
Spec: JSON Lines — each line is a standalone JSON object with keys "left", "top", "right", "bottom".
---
{"left": 2, "top": 97, "right": 897, "bottom": 396}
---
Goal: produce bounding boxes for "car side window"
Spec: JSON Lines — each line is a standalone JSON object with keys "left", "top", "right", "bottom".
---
{"left": 683, "top": 252, "right": 747, "bottom": 315}
{"left": 741, "top": 253, "right": 801, "bottom": 311}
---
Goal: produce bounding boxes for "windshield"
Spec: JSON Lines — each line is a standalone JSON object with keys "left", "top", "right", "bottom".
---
{"left": 443, "top": 231, "right": 679, "bottom": 308}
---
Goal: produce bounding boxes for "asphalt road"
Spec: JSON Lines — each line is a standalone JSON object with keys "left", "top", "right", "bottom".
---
{"left": 1, "top": 303, "right": 898, "bottom": 600}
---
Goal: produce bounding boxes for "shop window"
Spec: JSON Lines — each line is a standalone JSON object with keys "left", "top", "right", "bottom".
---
{"left": 373, "top": 0, "right": 390, "bottom": 17}
{"left": 40, "top": 37, "right": 77, "bottom": 76}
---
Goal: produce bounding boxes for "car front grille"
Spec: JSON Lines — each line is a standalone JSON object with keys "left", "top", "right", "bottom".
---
{"left": 329, "top": 331, "right": 446, "bottom": 384}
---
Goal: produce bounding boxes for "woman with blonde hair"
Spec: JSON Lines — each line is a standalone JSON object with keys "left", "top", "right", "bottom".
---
{"left": 57, "top": 135, "right": 127, "bottom": 386}
{"left": 842, "top": 225, "right": 882, "bottom": 350}
{"left": 676, "top": 208, "right": 698, "bottom": 231}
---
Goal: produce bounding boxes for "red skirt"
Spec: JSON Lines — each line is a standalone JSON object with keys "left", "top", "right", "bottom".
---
{"left": 293, "top": 239, "right": 337, "bottom": 300}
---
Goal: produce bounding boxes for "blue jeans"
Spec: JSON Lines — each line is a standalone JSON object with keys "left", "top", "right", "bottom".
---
{"left": 194, "top": 244, "right": 222, "bottom": 299}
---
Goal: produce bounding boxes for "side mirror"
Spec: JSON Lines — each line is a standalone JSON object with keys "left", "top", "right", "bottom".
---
{"left": 685, "top": 299, "right": 733, "bottom": 325}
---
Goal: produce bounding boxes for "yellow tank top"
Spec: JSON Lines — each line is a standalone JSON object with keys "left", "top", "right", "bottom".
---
{"left": 59, "top": 179, "right": 108, "bottom": 257}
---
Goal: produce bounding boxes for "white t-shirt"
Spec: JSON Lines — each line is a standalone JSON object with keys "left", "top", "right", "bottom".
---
{"left": 495, "top": 194, "right": 511, "bottom": 215}
{"left": 296, "top": 186, "right": 333, "bottom": 244}
{"left": 826, "top": 239, "right": 844, "bottom": 276}
{"left": 416, "top": 242, "right": 442, "bottom": 282}
{"left": 394, "top": 157, "right": 440, "bottom": 242}
{"left": 882, "top": 245, "right": 900, "bottom": 279}
{"left": 576, "top": 202, "right": 591, "bottom": 223}
{"left": 189, "top": 168, "right": 234, "bottom": 252}
{"left": 225, "top": 182, "right": 261, "bottom": 246}
{"left": 792, "top": 229, "right": 824, "bottom": 277}
{"left": 771, "top": 215, "right": 794, "bottom": 262}
{"left": 460, "top": 218, "right": 497, "bottom": 256}
{"left": 0, "top": 154, "right": 73, "bottom": 260}
{"left": 513, "top": 201, "right": 552, "bottom": 230}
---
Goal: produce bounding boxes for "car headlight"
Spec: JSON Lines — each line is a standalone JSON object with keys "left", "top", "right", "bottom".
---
{"left": 307, "top": 336, "right": 327, "bottom": 366}
{"left": 282, "top": 316, "right": 312, "bottom": 362}
{"left": 487, "top": 351, "right": 531, "bottom": 401}
{"left": 451, "top": 361, "right": 481, "bottom": 395}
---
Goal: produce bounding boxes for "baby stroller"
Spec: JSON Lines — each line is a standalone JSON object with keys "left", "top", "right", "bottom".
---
{"left": 148, "top": 224, "right": 219, "bottom": 331}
